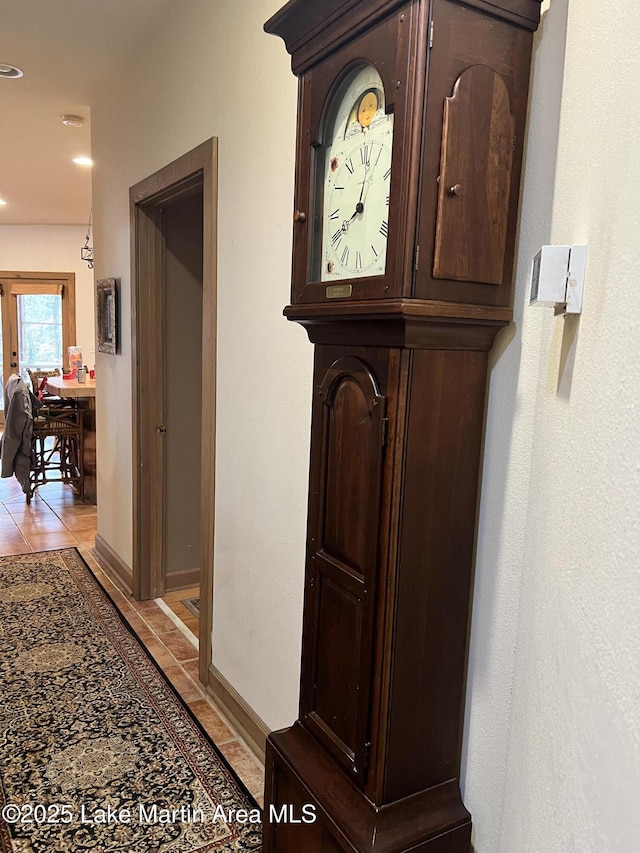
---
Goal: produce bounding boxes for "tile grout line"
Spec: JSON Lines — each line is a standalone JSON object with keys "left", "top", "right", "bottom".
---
{"left": 154, "top": 596, "right": 199, "bottom": 647}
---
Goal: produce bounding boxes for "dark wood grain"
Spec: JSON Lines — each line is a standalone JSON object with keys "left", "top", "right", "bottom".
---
{"left": 382, "top": 347, "right": 488, "bottom": 801}
{"left": 78, "top": 399, "right": 96, "bottom": 504}
{"left": 264, "top": 723, "right": 472, "bottom": 852}
{"left": 284, "top": 301, "right": 508, "bottom": 351}
{"left": 300, "top": 354, "right": 387, "bottom": 782}
{"left": 274, "top": 0, "right": 537, "bottom": 311}
{"left": 433, "top": 65, "right": 515, "bottom": 285}
{"left": 265, "top": 0, "right": 542, "bottom": 72}
{"left": 414, "top": 0, "right": 534, "bottom": 306}
{"left": 264, "top": 0, "right": 541, "bottom": 849}
{"left": 289, "top": 3, "right": 420, "bottom": 305}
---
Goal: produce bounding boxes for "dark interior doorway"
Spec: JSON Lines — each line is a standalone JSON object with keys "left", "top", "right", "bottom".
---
{"left": 163, "top": 192, "right": 204, "bottom": 592}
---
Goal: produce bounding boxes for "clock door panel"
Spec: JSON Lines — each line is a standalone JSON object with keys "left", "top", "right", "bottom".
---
{"left": 414, "top": 0, "right": 534, "bottom": 306}
{"left": 433, "top": 65, "right": 515, "bottom": 285}
{"left": 301, "top": 355, "right": 386, "bottom": 782}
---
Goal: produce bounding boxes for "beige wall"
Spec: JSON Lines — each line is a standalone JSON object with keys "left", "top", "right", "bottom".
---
{"left": 91, "top": 0, "right": 309, "bottom": 729}
{"left": 92, "top": 0, "right": 640, "bottom": 844}
{"left": 463, "top": 0, "right": 640, "bottom": 849}
{"left": 0, "top": 225, "right": 95, "bottom": 361}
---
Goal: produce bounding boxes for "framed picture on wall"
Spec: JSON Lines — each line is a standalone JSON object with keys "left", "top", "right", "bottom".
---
{"left": 96, "top": 278, "right": 118, "bottom": 354}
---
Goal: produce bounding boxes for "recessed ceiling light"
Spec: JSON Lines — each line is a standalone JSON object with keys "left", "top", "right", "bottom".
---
{"left": 0, "top": 199, "right": 7, "bottom": 206}
{"left": 0, "top": 63, "right": 23, "bottom": 79}
{"left": 62, "top": 115, "right": 85, "bottom": 128}
{"left": 73, "top": 157, "right": 93, "bottom": 166}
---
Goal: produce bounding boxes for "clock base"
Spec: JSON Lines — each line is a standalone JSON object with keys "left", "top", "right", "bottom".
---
{"left": 263, "top": 722, "right": 471, "bottom": 853}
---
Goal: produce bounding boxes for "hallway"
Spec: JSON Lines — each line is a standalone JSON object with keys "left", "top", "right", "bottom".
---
{"left": 0, "top": 476, "right": 264, "bottom": 806}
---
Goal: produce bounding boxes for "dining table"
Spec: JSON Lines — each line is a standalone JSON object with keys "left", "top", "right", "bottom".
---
{"left": 45, "top": 376, "right": 97, "bottom": 504}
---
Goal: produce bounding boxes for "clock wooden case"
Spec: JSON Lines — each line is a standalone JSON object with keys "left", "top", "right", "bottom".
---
{"left": 264, "top": 1, "right": 541, "bottom": 851}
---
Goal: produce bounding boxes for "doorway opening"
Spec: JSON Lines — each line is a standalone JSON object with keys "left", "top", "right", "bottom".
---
{"left": 130, "top": 139, "right": 217, "bottom": 683}
{"left": 164, "top": 191, "right": 203, "bottom": 595}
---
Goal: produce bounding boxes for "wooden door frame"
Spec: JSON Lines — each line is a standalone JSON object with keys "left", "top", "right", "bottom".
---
{"left": 130, "top": 139, "right": 217, "bottom": 682}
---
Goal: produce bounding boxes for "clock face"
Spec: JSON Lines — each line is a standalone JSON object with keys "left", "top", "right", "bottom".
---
{"left": 318, "top": 66, "right": 394, "bottom": 282}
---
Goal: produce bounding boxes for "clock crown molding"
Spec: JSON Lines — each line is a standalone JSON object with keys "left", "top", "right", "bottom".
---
{"left": 265, "top": 0, "right": 407, "bottom": 72}
{"left": 266, "top": 0, "right": 543, "bottom": 72}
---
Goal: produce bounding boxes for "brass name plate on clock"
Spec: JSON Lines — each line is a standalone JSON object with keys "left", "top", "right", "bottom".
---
{"left": 326, "top": 284, "right": 353, "bottom": 299}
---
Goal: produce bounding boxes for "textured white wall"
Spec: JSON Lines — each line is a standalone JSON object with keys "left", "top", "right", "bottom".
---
{"left": 0, "top": 225, "right": 95, "bottom": 361}
{"left": 90, "top": 0, "right": 309, "bottom": 729}
{"left": 464, "top": 1, "right": 640, "bottom": 850}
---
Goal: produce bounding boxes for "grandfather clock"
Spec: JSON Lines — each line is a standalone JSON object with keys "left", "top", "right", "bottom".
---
{"left": 263, "top": 1, "right": 541, "bottom": 851}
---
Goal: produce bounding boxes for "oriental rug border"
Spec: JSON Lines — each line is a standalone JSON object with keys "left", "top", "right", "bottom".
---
{"left": 0, "top": 548, "right": 262, "bottom": 852}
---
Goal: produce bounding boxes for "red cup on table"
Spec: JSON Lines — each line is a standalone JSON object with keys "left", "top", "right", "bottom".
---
{"left": 89, "top": 369, "right": 95, "bottom": 379}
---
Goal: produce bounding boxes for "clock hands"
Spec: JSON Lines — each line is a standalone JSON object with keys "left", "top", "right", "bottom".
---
{"left": 329, "top": 138, "right": 389, "bottom": 263}
{"left": 341, "top": 197, "right": 365, "bottom": 234}
{"left": 346, "top": 141, "right": 388, "bottom": 236}
{"left": 347, "top": 201, "right": 364, "bottom": 226}
{"left": 342, "top": 144, "right": 372, "bottom": 230}
{"left": 361, "top": 142, "right": 387, "bottom": 208}
{"left": 354, "top": 142, "right": 374, "bottom": 213}
{"left": 340, "top": 199, "right": 364, "bottom": 235}
{"left": 357, "top": 144, "right": 371, "bottom": 203}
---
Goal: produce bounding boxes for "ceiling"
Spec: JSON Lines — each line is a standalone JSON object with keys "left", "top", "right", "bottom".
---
{"left": 0, "top": 0, "right": 174, "bottom": 225}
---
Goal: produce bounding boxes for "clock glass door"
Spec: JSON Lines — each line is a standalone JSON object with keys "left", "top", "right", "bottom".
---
{"left": 313, "top": 65, "right": 394, "bottom": 283}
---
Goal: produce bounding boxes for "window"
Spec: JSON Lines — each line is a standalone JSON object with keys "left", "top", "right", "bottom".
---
{"left": 0, "top": 273, "right": 76, "bottom": 421}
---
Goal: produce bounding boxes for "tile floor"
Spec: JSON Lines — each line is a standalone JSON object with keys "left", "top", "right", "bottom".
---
{"left": 0, "top": 476, "right": 265, "bottom": 806}
{"left": 162, "top": 585, "right": 200, "bottom": 637}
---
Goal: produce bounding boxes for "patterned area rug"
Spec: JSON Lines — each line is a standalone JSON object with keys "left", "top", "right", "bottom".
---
{"left": 0, "top": 549, "right": 262, "bottom": 852}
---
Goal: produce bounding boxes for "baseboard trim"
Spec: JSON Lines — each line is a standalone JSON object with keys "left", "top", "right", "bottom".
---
{"left": 165, "top": 568, "right": 200, "bottom": 592}
{"left": 93, "top": 534, "right": 134, "bottom": 596}
{"left": 206, "top": 663, "right": 270, "bottom": 765}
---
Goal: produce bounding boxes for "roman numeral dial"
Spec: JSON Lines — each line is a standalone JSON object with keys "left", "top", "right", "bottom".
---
{"left": 322, "top": 126, "right": 393, "bottom": 281}
{"left": 316, "top": 64, "right": 394, "bottom": 283}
